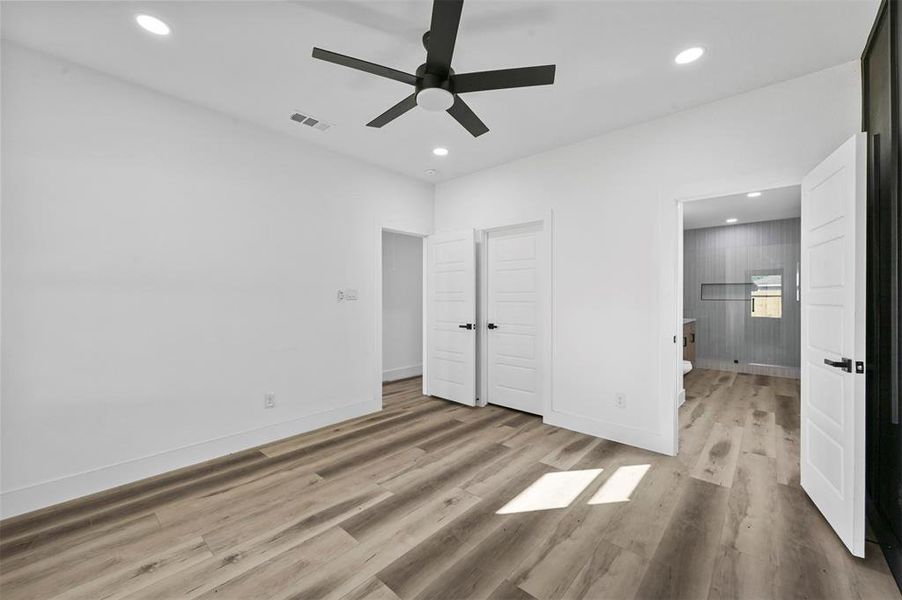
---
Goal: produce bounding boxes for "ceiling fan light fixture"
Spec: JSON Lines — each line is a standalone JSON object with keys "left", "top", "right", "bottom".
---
{"left": 417, "top": 88, "right": 455, "bottom": 112}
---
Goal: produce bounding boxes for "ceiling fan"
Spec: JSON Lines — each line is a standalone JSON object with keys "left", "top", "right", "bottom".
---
{"left": 311, "top": 0, "right": 556, "bottom": 137}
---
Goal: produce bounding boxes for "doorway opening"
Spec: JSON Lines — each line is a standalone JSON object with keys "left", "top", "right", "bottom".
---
{"left": 381, "top": 230, "right": 425, "bottom": 386}
{"left": 672, "top": 135, "right": 869, "bottom": 562}
{"left": 679, "top": 184, "right": 802, "bottom": 385}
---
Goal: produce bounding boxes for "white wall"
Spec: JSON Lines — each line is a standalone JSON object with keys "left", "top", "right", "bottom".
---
{"left": 435, "top": 62, "right": 861, "bottom": 454}
{"left": 0, "top": 43, "right": 433, "bottom": 518}
{"left": 381, "top": 231, "right": 423, "bottom": 381}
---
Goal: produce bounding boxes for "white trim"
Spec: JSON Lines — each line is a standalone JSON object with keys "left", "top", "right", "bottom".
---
{"left": 0, "top": 399, "right": 377, "bottom": 519}
{"left": 476, "top": 211, "right": 553, "bottom": 416}
{"left": 382, "top": 364, "right": 423, "bottom": 382}
{"left": 373, "top": 223, "right": 431, "bottom": 407}
{"left": 544, "top": 411, "right": 672, "bottom": 455}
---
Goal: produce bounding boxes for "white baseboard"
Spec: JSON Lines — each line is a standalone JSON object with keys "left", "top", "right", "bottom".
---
{"left": 543, "top": 410, "right": 675, "bottom": 456}
{"left": 382, "top": 364, "right": 422, "bottom": 382}
{"left": 677, "top": 389, "right": 687, "bottom": 407}
{"left": 0, "top": 400, "right": 379, "bottom": 519}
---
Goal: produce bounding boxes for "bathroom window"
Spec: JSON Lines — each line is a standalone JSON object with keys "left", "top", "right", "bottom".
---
{"left": 750, "top": 273, "right": 782, "bottom": 318}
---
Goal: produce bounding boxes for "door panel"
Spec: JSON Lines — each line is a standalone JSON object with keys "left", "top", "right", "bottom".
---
{"left": 425, "top": 230, "right": 476, "bottom": 406}
{"left": 486, "top": 224, "right": 542, "bottom": 415}
{"left": 800, "top": 133, "right": 866, "bottom": 557}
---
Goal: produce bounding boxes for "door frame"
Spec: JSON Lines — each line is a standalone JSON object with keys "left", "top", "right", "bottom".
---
{"left": 477, "top": 216, "right": 553, "bottom": 414}
{"left": 373, "top": 223, "right": 430, "bottom": 408}
{"left": 671, "top": 177, "right": 801, "bottom": 454}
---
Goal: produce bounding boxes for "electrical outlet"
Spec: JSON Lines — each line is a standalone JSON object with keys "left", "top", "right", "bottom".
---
{"left": 264, "top": 393, "right": 276, "bottom": 409}
{"left": 345, "top": 288, "right": 358, "bottom": 301}
{"left": 615, "top": 393, "right": 626, "bottom": 409}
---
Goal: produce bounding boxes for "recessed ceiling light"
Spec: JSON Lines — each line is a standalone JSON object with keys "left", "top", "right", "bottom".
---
{"left": 136, "top": 14, "right": 170, "bottom": 36}
{"left": 674, "top": 47, "right": 704, "bottom": 65}
{"left": 424, "top": 168, "right": 438, "bottom": 176}
{"left": 432, "top": 147, "right": 449, "bottom": 157}
{"left": 746, "top": 191, "right": 762, "bottom": 198}
{"left": 726, "top": 218, "right": 738, "bottom": 224}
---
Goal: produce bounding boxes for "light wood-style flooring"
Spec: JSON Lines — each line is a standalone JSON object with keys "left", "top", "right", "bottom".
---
{"left": 1, "top": 372, "right": 899, "bottom": 599}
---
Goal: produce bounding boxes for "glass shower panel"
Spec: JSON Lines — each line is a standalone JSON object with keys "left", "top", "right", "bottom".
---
{"left": 743, "top": 235, "right": 801, "bottom": 369}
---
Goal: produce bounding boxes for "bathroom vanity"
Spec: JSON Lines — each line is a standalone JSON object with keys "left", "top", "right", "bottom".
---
{"left": 682, "top": 318, "right": 696, "bottom": 363}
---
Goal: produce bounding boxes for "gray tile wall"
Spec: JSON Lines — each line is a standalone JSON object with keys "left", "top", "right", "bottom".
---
{"left": 684, "top": 218, "right": 801, "bottom": 368}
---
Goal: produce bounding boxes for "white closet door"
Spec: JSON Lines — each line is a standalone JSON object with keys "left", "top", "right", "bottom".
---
{"left": 425, "top": 230, "right": 476, "bottom": 406}
{"left": 486, "top": 224, "right": 542, "bottom": 415}
{"left": 800, "top": 133, "right": 866, "bottom": 557}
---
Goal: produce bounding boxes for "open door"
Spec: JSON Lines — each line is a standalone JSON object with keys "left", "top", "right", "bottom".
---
{"left": 800, "top": 133, "right": 867, "bottom": 557}
{"left": 425, "top": 230, "right": 477, "bottom": 406}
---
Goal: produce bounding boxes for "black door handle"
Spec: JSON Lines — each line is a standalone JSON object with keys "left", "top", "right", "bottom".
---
{"left": 458, "top": 323, "right": 474, "bottom": 330}
{"left": 487, "top": 323, "right": 499, "bottom": 330}
{"left": 824, "top": 357, "right": 852, "bottom": 373}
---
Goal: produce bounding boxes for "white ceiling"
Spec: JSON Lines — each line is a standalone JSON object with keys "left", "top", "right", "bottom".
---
{"left": 1, "top": 1, "right": 879, "bottom": 182}
{"left": 683, "top": 185, "right": 801, "bottom": 229}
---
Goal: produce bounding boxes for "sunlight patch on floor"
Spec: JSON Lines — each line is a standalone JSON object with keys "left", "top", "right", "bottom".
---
{"left": 588, "top": 464, "right": 651, "bottom": 504}
{"left": 496, "top": 469, "right": 603, "bottom": 514}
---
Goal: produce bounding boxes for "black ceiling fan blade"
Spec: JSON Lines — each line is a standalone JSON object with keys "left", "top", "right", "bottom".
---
{"left": 447, "top": 95, "right": 488, "bottom": 137}
{"left": 452, "top": 65, "right": 556, "bottom": 93}
{"left": 312, "top": 47, "right": 418, "bottom": 86}
{"left": 425, "top": 0, "right": 464, "bottom": 78}
{"left": 367, "top": 93, "right": 418, "bottom": 128}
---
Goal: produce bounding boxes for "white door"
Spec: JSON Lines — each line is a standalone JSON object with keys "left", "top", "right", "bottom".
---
{"left": 486, "top": 224, "right": 542, "bottom": 415}
{"left": 800, "top": 133, "right": 867, "bottom": 558}
{"left": 425, "top": 230, "right": 477, "bottom": 406}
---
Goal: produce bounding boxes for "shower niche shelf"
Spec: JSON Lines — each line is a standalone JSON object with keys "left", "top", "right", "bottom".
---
{"left": 700, "top": 283, "right": 754, "bottom": 301}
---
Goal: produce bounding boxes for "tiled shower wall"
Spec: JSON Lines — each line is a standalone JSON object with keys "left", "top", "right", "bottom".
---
{"left": 683, "top": 218, "right": 801, "bottom": 373}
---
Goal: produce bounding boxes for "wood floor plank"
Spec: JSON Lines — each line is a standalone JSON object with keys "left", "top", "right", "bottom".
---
{"left": 511, "top": 492, "right": 624, "bottom": 600}
{"left": 277, "top": 487, "right": 482, "bottom": 600}
{"left": 192, "top": 526, "right": 358, "bottom": 600}
{"left": 410, "top": 504, "right": 575, "bottom": 600}
{"left": 559, "top": 539, "right": 646, "bottom": 600}
{"left": 2, "top": 527, "right": 203, "bottom": 600}
{"left": 377, "top": 461, "right": 555, "bottom": 600}
{"left": 539, "top": 435, "right": 598, "bottom": 470}
{"left": 720, "top": 452, "right": 778, "bottom": 562}
{"left": 741, "top": 409, "right": 776, "bottom": 458}
{"left": 690, "top": 422, "right": 744, "bottom": 488}
{"left": 3, "top": 374, "right": 898, "bottom": 600}
{"left": 125, "top": 518, "right": 358, "bottom": 599}
{"left": 340, "top": 577, "right": 402, "bottom": 600}
{"left": 52, "top": 536, "right": 212, "bottom": 600}
{"left": 707, "top": 546, "right": 782, "bottom": 600}
{"left": 0, "top": 513, "right": 160, "bottom": 577}
{"left": 202, "top": 483, "right": 392, "bottom": 555}
{"left": 634, "top": 478, "right": 730, "bottom": 600}
{"left": 487, "top": 579, "right": 539, "bottom": 600}
{"left": 596, "top": 459, "right": 686, "bottom": 560}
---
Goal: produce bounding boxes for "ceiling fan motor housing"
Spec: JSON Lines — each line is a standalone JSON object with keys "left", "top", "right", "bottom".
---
{"left": 311, "top": 0, "right": 556, "bottom": 136}
{"left": 415, "top": 65, "right": 455, "bottom": 111}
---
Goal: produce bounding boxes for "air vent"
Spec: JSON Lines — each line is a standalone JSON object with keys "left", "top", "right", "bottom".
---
{"left": 290, "top": 112, "right": 332, "bottom": 132}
